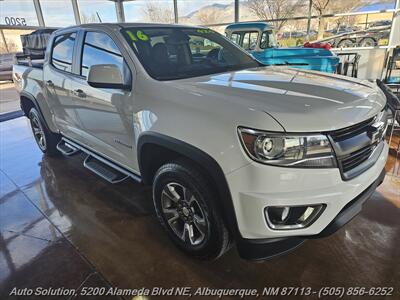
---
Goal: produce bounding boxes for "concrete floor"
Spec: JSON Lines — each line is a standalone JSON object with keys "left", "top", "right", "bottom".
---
{"left": 0, "top": 116, "right": 399, "bottom": 300}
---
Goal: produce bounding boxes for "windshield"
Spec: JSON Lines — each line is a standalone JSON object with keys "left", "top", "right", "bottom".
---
{"left": 121, "top": 27, "right": 260, "bottom": 80}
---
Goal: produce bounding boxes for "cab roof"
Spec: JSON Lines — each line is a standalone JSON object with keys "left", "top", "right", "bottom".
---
{"left": 55, "top": 22, "right": 207, "bottom": 33}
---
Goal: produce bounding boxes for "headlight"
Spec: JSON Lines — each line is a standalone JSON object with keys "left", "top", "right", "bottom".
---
{"left": 238, "top": 127, "right": 336, "bottom": 168}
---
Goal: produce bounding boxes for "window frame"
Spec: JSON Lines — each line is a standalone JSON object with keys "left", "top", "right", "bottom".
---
{"left": 79, "top": 30, "right": 125, "bottom": 78}
{"left": 50, "top": 30, "right": 78, "bottom": 75}
{"left": 74, "top": 29, "right": 133, "bottom": 90}
{"left": 260, "top": 30, "right": 275, "bottom": 49}
{"left": 230, "top": 32, "right": 241, "bottom": 45}
{"left": 242, "top": 31, "right": 259, "bottom": 50}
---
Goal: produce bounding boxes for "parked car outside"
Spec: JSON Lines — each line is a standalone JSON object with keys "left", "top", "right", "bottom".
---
{"left": 325, "top": 25, "right": 359, "bottom": 36}
{"left": 322, "top": 26, "right": 391, "bottom": 48}
{"left": 280, "top": 31, "right": 307, "bottom": 39}
{"left": 368, "top": 20, "right": 392, "bottom": 29}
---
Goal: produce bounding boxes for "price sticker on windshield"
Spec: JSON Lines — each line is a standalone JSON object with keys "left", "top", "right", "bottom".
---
{"left": 126, "top": 30, "right": 149, "bottom": 42}
{"left": 137, "top": 30, "right": 149, "bottom": 41}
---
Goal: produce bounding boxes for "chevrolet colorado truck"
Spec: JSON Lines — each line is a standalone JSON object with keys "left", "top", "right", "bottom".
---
{"left": 13, "top": 23, "right": 390, "bottom": 261}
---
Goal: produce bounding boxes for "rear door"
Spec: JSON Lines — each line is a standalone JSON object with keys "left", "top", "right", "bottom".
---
{"left": 68, "top": 29, "right": 137, "bottom": 169}
{"left": 43, "top": 30, "right": 80, "bottom": 137}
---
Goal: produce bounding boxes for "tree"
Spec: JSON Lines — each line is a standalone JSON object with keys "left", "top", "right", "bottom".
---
{"left": 333, "top": 15, "right": 357, "bottom": 32}
{"left": 312, "top": 0, "right": 364, "bottom": 39}
{"left": 312, "top": 0, "right": 331, "bottom": 39}
{"left": 247, "top": 0, "right": 303, "bottom": 31}
{"left": 143, "top": 2, "right": 174, "bottom": 24}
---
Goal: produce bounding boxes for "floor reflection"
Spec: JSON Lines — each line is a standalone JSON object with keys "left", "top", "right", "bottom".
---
{"left": 0, "top": 117, "right": 399, "bottom": 300}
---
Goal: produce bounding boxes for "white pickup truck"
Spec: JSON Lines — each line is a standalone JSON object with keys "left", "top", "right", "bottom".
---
{"left": 13, "top": 23, "right": 390, "bottom": 260}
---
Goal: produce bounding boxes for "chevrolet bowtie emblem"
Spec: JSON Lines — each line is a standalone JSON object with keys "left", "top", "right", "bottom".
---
{"left": 368, "top": 119, "right": 385, "bottom": 144}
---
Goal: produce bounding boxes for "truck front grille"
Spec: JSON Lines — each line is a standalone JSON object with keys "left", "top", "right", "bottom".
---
{"left": 329, "top": 117, "right": 375, "bottom": 142}
{"left": 339, "top": 144, "right": 375, "bottom": 173}
{"left": 326, "top": 111, "right": 387, "bottom": 180}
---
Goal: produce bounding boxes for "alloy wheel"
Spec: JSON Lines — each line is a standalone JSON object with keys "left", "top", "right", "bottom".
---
{"left": 29, "top": 112, "right": 47, "bottom": 151}
{"left": 161, "top": 182, "right": 208, "bottom": 246}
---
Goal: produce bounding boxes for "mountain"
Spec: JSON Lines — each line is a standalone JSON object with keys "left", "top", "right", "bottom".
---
{"left": 185, "top": 3, "right": 231, "bottom": 18}
{"left": 179, "top": 1, "right": 256, "bottom": 26}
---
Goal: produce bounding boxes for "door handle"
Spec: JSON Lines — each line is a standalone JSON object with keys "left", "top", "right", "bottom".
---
{"left": 72, "top": 89, "right": 86, "bottom": 98}
{"left": 46, "top": 80, "right": 54, "bottom": 87}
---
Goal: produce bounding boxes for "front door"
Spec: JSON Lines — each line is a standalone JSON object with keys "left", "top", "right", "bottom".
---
{"left": 69, "top": 30, "right": 136, "bottom": 170}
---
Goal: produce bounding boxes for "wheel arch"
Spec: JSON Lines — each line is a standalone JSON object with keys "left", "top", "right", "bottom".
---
{"left": 137, "top": 132, "right": 240, "bottom": 238}
{"left": 20, "top": 92, "right": 37, "bottom": 116}
{"left": 20, "top": 91, "right": 57, "bottom": 133}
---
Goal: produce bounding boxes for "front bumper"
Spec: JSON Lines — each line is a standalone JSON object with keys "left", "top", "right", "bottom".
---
{"left": 226, "top": 141, "right": 388, "bottom": 260}
{"left": 236, "top": 167, "right": 386, "bottom": 260}
{"left": 226, "top": 142, "right": 388, "bottom": 239}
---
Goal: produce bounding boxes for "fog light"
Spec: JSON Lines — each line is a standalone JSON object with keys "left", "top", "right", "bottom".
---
{"left": 265, "top": 205, "right": 325, "bottom": 230}
{"left": 268, "top": 207, "right": 290, "bottom": 224}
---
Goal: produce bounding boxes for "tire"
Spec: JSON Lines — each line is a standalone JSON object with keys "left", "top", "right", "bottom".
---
{"left": 359, "top": 37, "right": 377, "bottom": 47}
{"left": 28, "top": 107, "right": 61, "bottom": 156}
{"left": 337, "top": 39, "right": 354, "bottom": 48}
{"left": 153, "top": 159, "right": 231, "bottom": 260}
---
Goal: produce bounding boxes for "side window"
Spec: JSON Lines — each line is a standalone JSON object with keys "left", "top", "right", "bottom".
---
{"left": 81, "top": 31, "right": 124, "bottom": 78}
{"left": 260, "top": 32, "right": 268, "bottom": 49}
{"left": 260, "top": 31, "right": 277, "bottom": 49}
{"left": 242, "top": 31, "right": 258, "bottom": 50}
{"left": 51, "top": 32, "right": 76, "bottom": 72}
{"left": 230, "top": 32, "right": 241, "bottom": 45}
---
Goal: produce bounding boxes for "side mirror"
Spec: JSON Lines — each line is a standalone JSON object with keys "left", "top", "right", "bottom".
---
{"left": 87, "top": 64, "right": 129, "bottom": 90}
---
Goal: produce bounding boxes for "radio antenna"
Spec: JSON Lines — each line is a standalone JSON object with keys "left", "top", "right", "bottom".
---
{"left": 96, "top": 12, "right": 102, "bottom": 23}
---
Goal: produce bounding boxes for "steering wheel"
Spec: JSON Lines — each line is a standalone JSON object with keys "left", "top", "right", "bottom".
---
{"left": 217, "top": 48, "right": 224, "bottom": 61}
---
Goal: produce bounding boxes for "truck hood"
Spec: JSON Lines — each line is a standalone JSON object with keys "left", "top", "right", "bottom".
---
{"left": 175, "top": 67, "right": 386, "bottom": 132}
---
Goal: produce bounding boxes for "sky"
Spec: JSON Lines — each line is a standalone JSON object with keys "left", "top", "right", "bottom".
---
{"left": 0, "top": 0, "right": 397, "bottom": 27}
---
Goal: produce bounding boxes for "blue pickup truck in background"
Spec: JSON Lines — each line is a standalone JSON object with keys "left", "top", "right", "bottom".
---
{"left": 225, "top": 22, "right": 339, "bottom": 73}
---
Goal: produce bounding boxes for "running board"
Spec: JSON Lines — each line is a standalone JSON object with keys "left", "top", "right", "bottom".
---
{"left": 57, "top": 140, "right": 80, "bottom": 156}
{"left": 84, "top": 155, "right": 129, "bottom": 184}
{"left": 59, "top": 137, "right": 141, "bottom": 183}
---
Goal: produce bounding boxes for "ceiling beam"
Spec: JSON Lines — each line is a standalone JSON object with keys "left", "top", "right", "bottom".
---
{"left": 234, "top": 0, "right": 239, "bottom": 22}
{"left": 387, "top": 0, "right": 400, "bottom": 47}
{"left": 71, "top": 0, "right": 81, "bottom": 24}
{"left": 33, "top": 0, "right": 45, "bottom": 27}
{"left": 115, "top": 0, "right": 126, "bottom": 23}
{"left": 173, "top": 0, "right": 178, "bottom": 23}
